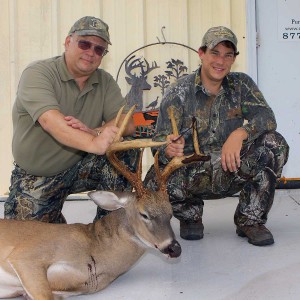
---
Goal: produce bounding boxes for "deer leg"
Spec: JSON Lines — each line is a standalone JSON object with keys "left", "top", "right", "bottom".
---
{"left": 8, "top": 259, "right": 54, "bottom": 300}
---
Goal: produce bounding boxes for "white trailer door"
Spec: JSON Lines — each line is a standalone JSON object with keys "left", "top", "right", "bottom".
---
{"left": 255, "top": 0, "right": 300, "bottom": 178}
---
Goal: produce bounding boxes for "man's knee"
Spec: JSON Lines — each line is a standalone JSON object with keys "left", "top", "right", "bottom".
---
{"left": 241, "top": 131, "right": 289, "bottom": 175}
{"left": 256, "top": 131, "right": 289, "bottom": 160}
{"left": 5, "top": 194, "right": 67, "bottom": 223}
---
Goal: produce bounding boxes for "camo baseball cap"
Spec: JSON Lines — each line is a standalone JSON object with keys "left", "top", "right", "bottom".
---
{"left": 201, "top": 26, "right": 238, "bottom": 52}
{"left": 68, "top": 16, "right": 112, "bottom": 45}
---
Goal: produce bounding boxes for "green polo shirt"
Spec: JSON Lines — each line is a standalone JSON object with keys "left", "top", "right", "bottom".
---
{"left": 12, "top": 55, "right": 126, "bottom": 176}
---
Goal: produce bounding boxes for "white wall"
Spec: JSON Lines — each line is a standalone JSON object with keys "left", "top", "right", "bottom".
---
{"left": 0, "top": 0, "right": 247, "bottom": 194}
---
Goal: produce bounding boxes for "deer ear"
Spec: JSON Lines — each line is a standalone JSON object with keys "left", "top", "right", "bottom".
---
{"left": 88, "top": 191, "right": 134, "bottom": 211}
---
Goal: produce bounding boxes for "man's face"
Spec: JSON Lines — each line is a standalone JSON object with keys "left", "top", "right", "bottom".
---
{"left": 198, "top": 43, "right": 236, "bottom": 84}
{"left": 64, "top": 33, "right": 108, "bottom": 77}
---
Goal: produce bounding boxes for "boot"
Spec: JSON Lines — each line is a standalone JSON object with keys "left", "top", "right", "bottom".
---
{"left": 236, "top": 224, "right": 274, "bottom": 246}
{"left": 180, "top": 219, "right": 204, "bottom": 240}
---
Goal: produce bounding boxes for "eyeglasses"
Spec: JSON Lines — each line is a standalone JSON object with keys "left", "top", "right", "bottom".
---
{"left": 77, "top": 40, "right": 109, "bottom": 57}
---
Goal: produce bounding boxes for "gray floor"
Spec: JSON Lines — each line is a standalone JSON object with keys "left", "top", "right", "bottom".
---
{"left": 1, "top": 189, "right": 299, "bottom": 300}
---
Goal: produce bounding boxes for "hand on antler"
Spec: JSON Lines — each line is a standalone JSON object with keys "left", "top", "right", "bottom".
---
{"left": 90, "top": 125, "right": 120, "bottom": 155}
{"left": 165, "top": 134, "right": 185, "bottom": 159}
{"left": 64, "top": 116, "right": 120, "bottom": 154}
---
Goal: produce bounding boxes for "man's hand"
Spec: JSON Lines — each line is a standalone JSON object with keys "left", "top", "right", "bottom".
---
{"left": 92, "top": 125, "right": 120, "bottom": 153}
{"left": 221, "top": 128, "right": 248, "bottom": 172}
{"left": 165, "top": 134, "right": 185, "bottom": 159}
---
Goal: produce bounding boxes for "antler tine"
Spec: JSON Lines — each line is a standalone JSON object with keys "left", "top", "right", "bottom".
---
{"left": 140, "top": 58, "right": 159, "bottom": 76}
{"left": 114, "top": 105, "right": 125, "bottom": 126}
{"left": 113, "top": 104, "right": 136, "bottom": 142}
{"left": 107, "top": 105, "right": 167, "bottom": 197}
{"left": 136, "top": 148, "right": 144, "bottom": 184}
{"left": 157, "top": 106, "right": 210, "bottom": 192}
{"left": 125, "top": 56, "right": 144, "bottom": 76}
{"left": 167, "top": 106, "right": 179, "bottom": 136}
{"left": 187, "top": 116, "right": 212, "bottom": 159}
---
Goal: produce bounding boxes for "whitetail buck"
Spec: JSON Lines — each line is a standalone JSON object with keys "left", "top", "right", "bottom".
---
{"left": 0, "top": 105, "right": 209, "bottom": 299}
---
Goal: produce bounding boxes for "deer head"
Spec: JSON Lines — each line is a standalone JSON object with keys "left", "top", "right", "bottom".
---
{"left": 89, "top": 105, "right": 179, "bottom": 257}
{"left": 89, "top": 105, "right": 210, "bottom": 258}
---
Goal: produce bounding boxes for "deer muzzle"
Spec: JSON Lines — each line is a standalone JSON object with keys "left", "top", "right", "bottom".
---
{"left": 161, "top": 240, "right": 182, "bottom": 258}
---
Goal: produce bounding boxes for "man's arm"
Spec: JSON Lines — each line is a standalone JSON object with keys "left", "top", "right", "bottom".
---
{"left": 240, "top": 73, "right": 277, "bottom": 142}
{"left": 38, "top": 110, "right": 119, "bottom": 155}
{"left": 221, "top": 73, "right": 277, "bottom": 173}
{"left": 64, "top": 113, "right": 136, "bottom": 137}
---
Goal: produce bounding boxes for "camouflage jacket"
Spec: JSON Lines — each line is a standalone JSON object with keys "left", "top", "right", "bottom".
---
{"left": 153, "top": 68, "right": 277, "bottom": 164}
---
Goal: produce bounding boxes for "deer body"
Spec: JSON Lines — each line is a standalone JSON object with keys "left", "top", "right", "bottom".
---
{"left": 0, "top": 190, "right": 179, "bottom": 299}
{"left": 0, "top": 105, "right": 209, "bottom": 299}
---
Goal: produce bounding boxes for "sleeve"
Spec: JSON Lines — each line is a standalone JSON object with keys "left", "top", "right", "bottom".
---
{"left": 17, "top": 63, "right": 60, "bottom": 123}
{"left": 239, "top": 73, "right": 277, "bottom": 143}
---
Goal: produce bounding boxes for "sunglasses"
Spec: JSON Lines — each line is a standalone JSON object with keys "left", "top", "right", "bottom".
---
{"left": 77, "top": 40, "right": 109, "bottom": 57}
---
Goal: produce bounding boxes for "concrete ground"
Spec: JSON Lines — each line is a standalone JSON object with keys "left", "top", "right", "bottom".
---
{"left": 1, "top": 189, "right": 299, "bottom": 300}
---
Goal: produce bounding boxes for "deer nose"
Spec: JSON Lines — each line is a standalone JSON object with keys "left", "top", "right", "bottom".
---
{"left": 163, "top": 240, "right": 182, "bottom": 258}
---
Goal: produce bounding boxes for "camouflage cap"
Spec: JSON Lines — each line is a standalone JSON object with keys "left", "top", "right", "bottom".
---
{"left": 201, "top": 26, "right": 238, "bottom": 52}
{"left": 68, "top": 16, "right": 112, "bottom": 45}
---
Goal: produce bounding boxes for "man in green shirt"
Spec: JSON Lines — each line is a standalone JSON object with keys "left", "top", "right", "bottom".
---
{"left": 6, "top": 16, "right": 137, "bottom": 223}
{"left": 145, "top": 26, "right": 289, "bottom": 246}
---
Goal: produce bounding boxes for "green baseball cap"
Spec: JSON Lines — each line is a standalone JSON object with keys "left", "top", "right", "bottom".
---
{"left": 201, "top": 26, "right": 238, "bottom": 52}
{"left": 68, "top": 16, "right": 112, "bottom": 45}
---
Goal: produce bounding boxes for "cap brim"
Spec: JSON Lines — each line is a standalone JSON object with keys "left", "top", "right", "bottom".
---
{"left": 207, "top": 38, "right": 237, "bottom": 52}
{"left": 75, "top": 30, "right": 112, "bottom": 45}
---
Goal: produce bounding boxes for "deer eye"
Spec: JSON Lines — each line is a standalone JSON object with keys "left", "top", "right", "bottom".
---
{"left": 140, "top": 212, "right": 150, "bottom": 220}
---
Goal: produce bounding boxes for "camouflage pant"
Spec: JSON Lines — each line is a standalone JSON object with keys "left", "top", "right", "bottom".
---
{"left": 5, "top": 149, "right": 138, "bottom": 223}
{"left": 144, "top": 131, "right": 289, "bottom": 226}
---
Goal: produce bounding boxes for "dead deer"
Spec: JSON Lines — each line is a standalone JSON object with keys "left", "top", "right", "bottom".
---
{"left": 0, "top": 105, "right": 209, "bottom": 300}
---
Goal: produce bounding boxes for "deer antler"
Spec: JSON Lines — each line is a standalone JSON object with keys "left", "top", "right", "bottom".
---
{"left": 155, "top": 106, "right": 211, "bottom": 192}
{"left": 140, "top": 58, "right": 159, "bottom": 76}
{"left": 124, "top": 56, "right": 145, "bottom": 78}
{"left": 107, "top": 105, "right": 210, "bottom": 196}
{"left": 106, "top": 105, "right": 167, "bottom": 197}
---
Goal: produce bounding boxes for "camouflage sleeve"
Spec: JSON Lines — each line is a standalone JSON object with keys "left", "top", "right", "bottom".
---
{"left": 240, "top": 73, "right": 277, "bottom": 143}
{"left": 152, "top": 84, "right": 184, "bottom": 164}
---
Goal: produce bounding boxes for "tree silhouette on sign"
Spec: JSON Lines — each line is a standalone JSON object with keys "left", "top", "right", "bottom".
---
{"left": 153, "top": 74, "right": 170, "bottom": 96}
{"left": 165, "top": 59, "right": 188, "bottom": 80}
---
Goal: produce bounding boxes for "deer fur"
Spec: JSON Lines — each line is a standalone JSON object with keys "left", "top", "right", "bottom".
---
{"left": 0, "top": 105, "right": 209, "bottom": 299}
{"left": 0, "top": 190, "right": 180, "bottom": 299}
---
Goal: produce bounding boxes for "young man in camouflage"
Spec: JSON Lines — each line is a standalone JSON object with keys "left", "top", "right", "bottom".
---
{"left": 144, "top": 26, "right": 289, "bottom": 246}
{"left": 5, "top": 16, "right": 137, "bottom": 223}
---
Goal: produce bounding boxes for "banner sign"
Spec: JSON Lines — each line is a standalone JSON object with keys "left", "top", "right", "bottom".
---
{"left": 278, "top": 0, "right": 300, "bottom": 41}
